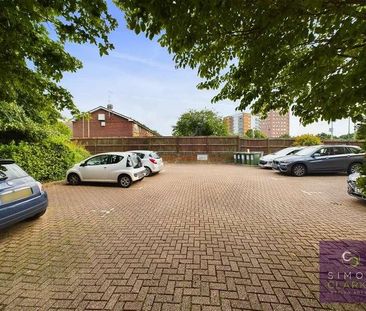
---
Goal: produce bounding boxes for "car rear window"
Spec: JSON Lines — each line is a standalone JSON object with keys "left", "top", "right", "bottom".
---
{"left": 150, "top": 152, "right": 161, "bottom": 159}
{"left": 127, "top": 154, "right": 142, "bottom": 168}
{"left": 0, "top": 163, "right": 28, "bottom": 181}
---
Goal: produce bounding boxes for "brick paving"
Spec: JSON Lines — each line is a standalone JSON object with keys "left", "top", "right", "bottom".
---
{"left": 1, "top": 164, "right": 366, "bottom": 310}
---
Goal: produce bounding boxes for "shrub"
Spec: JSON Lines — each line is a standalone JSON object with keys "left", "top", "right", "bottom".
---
{"left": 293, "top": 134, "right": 322, "bottom": 146}
{"left": 0, "top": 139, "right": 89, "bottom": 182}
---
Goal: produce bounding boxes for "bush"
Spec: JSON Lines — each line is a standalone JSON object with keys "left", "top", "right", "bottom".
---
{"left": 293, "top": 134, "right": 322, "bottom": 146}
{"left": 0, "top": 138, "right": 89, "bottom": 182}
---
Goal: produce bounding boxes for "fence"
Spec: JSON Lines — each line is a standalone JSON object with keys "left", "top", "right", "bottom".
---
{"left": 72, "top": 136, "right": 364, "bottom": 163}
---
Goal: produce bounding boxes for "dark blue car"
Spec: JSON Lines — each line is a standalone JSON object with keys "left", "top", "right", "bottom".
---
{"left": 0, "top": 159, "right": 48, "bottom": 230}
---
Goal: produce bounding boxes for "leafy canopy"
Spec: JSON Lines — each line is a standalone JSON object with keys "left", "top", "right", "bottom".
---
{"left": 245, "top": 129, "right": 267, "bottom": 139}
{"left": 173, "top": 109, "right": 228, "bottom": 136}
{"left": 117, "top": 0, "right": 366, "bottom": 124}
{"left": 0, "top": 1, "right": 117, "bottom": 139}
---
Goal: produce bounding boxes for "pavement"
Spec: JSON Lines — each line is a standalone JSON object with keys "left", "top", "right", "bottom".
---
{"left": 1, "top": 164, "right": 366, "bottom": 311}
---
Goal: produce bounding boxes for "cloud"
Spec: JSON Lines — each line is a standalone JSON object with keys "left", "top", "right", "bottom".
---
{"left": 111, "top": 51, "right": 174, "bottom": 71}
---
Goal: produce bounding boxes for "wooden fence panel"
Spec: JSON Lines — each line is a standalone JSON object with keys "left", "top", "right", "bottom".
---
{"left": 72, "top": 137, "right": 365, "bottom": 158}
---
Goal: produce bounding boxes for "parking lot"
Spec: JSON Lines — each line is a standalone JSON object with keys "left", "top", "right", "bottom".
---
{"left": 1, "top": 164, "right": 366, "bottom": 311}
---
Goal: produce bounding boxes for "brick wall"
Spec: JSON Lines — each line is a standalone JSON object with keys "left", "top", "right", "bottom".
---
{"left": 73, "top": 109, "right": 133, "bottom": 138}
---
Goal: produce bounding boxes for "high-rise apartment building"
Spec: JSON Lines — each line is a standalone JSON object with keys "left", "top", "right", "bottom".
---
{"left": 259, "top": 110, "right": 290, "bottom": 138}
{"left": 223, "top": 113, "right": 251, "bottom": 136}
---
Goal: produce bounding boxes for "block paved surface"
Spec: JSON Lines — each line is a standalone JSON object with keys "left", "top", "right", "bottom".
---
{"left": 1, "top": 164, "right": 366, "bottom": 311}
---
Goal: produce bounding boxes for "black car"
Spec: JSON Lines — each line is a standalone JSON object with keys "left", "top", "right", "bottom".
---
{"left": 272, "top": 145, "right": 364, "bottom": 177}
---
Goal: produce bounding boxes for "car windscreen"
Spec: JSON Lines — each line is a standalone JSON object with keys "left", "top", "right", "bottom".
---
{"left": 274, "top": 148, "right": 296, "bottom": 156}
{"left": 0, "top": 163, "right": 28, "bottom": 181}
{"left": 294, "top": 146, "right": 319, "bottom": 156}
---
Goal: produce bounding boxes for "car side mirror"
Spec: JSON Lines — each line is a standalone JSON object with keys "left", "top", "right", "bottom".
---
{"left": 313, "top": 153, "right": 321, "bottom": 158}
{"left": 80, "top": 162, "right": 86, "bottom": 167}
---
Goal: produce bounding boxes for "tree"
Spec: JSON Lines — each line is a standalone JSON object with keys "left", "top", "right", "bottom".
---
{"left": 173, "top": 109, "right": 228, "bottom": 136}
{"left": 338, "top": 133, "right": 354, "bottom": 140}
{"left": 293, "top": 134, "right": 322, "bottom": 146}
{"left": 0, "top": 1, "right": 117, "bottom": 140}
{"left": 356, "top": 122, "right": 366, "bottom": 140}
{"left": 317, "top": 132, "right": 332, "bottom": 140}
{"left": 117, "top": 0, "right": 366, "bottom": 124}
{"left": 245, "top": 129, "right": 267, "bottom": 139}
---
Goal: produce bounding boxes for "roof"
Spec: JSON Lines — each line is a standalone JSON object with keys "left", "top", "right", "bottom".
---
{"left": 86, "top": 106, "right": 160, "bottom": 136}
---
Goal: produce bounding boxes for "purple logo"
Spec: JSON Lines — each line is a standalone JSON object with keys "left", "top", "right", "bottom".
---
{"left": 320, "top": 240, "right": 366, "bottom": 303}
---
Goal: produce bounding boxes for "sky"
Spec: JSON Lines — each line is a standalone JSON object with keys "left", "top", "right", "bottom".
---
{"left": 60, "top": 1, "right": 355, "bottom": 137}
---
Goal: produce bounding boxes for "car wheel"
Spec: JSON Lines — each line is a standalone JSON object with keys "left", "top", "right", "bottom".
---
{"left": 27, "top": 209, "right": 47, "bottom": 221}
{"left": 292, "top": 164, "right": 306, "bottom": 177}
{"left": 67, "top": 173, "right": 81, "bottom": 185}
{"left": 145, "top": 166, "right": 152, "bottom": 177}
{"left": 118, "top": 175, "right": 132, "bottom": 188}
{"left": 348, "top": 162, "right": 362, "bottom": 175}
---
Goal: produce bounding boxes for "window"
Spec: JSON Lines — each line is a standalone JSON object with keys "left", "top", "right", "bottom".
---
{"left": 85, "top": 155, "right": 109, "bottom": 166}
{"left": 332, "top": 147, "right": 346, "bottom": 155}
{"left": 346, "top": 147, "right": 362, "bottom": 154}
{"left": 149, "top": 152, "right": 161, "bottom": 159}
{"left": 137, "top": 153, "right": 145, "bottom": 159}
{"left": 317, "top": 148, "right": 331, "bottom": 156}
{"left": 109, "top": 155, "right": 124, "bottom": 164}
{"left": 127, "top": 154, "right": 142, "bottom": 168}
{"left": 0, "top": 164, "right": 28, "bottom": 181}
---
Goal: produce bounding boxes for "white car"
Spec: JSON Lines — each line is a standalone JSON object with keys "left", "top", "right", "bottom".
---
{"left": 259, "top": 147, "right": 304, "bottom": 168}
{"left": 129, "top": 150, "right": 164, "bottom": 176}
{"left": 66, "top": 152, "right": 146, "bottom": 188}
{"left": 347, "top": 172, "right": 366, "bottom": 200}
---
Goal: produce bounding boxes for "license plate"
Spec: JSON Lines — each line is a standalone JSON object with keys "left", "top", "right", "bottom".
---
{"left": 0, "top": 187, "right": 33, "bottom": 204}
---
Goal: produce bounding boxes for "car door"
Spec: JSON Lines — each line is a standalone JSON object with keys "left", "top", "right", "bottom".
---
{"left": 330, "top": 146, "right": 348, "bottom": 171}
{"left": 308, "top": 147, "right": 332, "bottom": 172}
{"left": 79, "top": 154, "right": 110, "bottom": 181}
{"left": 103, "top": 154, "right": 125, "bottom": 181}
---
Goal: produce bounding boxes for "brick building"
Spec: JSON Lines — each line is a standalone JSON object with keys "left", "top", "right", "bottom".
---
{"left": 259, "top": 110, "right": 290, "bottom": 138}
{"left": 72, "top": 106, "right": 159, "bottom": 138}
{"left": 223, "top": 113, "right": 252, "bottom": 136}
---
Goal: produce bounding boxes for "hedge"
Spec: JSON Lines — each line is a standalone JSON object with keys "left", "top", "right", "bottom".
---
{"left": 0, "top": 138, "right": 89, "bottom": 182}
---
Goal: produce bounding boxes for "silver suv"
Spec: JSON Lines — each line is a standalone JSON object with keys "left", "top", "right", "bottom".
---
{"left": 272, "top": 145, "right": 364, "bottom": 177}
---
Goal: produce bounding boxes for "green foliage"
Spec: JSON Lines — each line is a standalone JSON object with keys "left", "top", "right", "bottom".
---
{"left": 279, "top": 134, "right": 291, "bottom": 139}
{"left": 245, "top": 129, "right": 267, "bottom": 139}
{"left": 0, "top": 1, "right": 117, "bottom": 140}
{"left": 173, "top": 109, "right": 228, "bottom": 136}
{"left": 0, "top": 138, "right": 89, "bottom": 182}
{"left": 316, "top": 132, "right": 332, "bottom": 140}
{"left": 338, "top": 133, "right": 355, "bottom": 140}
{"left": 117, "top": 0, "right": 366, "bottom": 124}
{"left": 356, "top": 122, "right": 366, "bottom": 140}
{"left": 293, "top": 134, "right": 322, "bottom": 146}
{"left": 0, "top": 119, "right": 89, "bottom": 182}
{"left": 357, "top": 161, "right": 366, "bottom": 195}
